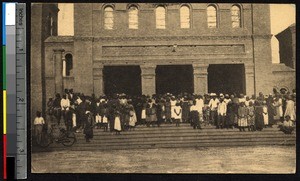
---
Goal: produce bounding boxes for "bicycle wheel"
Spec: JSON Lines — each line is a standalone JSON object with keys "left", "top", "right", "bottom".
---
{"left": 36, "top": 131, "right": 52, "bottom": 148}
{"left": 61, "top": 131, "right": 76, "bottom": 147}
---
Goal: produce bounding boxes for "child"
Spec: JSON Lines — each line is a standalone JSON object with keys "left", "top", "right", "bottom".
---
{"left": 174, "top": 103, "right": 182, "bottom": 127}
{"left": 34, "top": 111, "right": 45, "bottom": 144}
{"left": 83, "top": 111, "right": 94, "bottom": 142}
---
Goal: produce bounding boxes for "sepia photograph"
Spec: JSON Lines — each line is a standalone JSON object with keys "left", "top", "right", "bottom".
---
{"left": 30, "top": 3, "right": 296, "bottom": 173}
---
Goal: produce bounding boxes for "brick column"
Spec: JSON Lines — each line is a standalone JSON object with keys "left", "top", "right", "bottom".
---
{"left": 141, "top": 64, "right": 156, "bottom": 96}
{"left": 193, "top": 64, "right": 208, "bottom": 95}
{"left": 245, "top": 64, "right": 255, "bottom": 96}
{"left": 93, "top": 64, "right": 104, "bottom": 96}
{"left": 53, "top": 49, "right": 64, "bottom": 95}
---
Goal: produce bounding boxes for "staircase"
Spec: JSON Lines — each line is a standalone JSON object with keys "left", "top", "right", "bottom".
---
{"left": 32, "top": 123, "right": 295, "bottom": 152}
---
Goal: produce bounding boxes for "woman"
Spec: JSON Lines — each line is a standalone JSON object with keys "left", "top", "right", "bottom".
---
{"left": 128, "top": 106, "right": 137, "bottom": 131}
{"left": 254, "top": 101, "right": 264, "bottom": 131}
{"left": 150, "top": 103, "right": 158, "bottom": 127}
{"left": 247, "top": 101, "right": 256, "bottom": 131}
{"left": 262, "top": 101, "right": 269, "bottom": 127}
{"left": 238, "top": 102, "right": 248, "bottom": 131}
{"left": 83, "top": 111, "right": 94, "bottom": 142}
{"left": 284, "top": 95, "right": 296, "bottom": 122}
{"left": 114, "top": 111, "right": 122, "bottom": 135}
{"left": 165, "top": 98, "right": 172, "bottom": 124}
{"left": 181, "top": 97, "right": 190, "bottom": 123}
{"left": 273, "top": 96, "right": 283, "bottom": 123}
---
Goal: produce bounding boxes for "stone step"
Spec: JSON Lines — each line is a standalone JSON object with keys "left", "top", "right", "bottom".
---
{"left": 32, "top": 139, "right": 295, "bottom": 152}
{"left": 33, "top": 123, "right": 295, "bottom": 152}
{"left": 75, "top": 129, "right": 289, "bottom": 139}
{"left": 37, "top": 134, "right": 295, "bottom": 148}
{"left": 74, "top": 133, "right": 294, "bottom": 143}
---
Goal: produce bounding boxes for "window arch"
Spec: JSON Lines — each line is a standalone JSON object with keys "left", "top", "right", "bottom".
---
{"left": 65, "top": 54, "right": 73, "bottom": 76}
{"left": 128, "top": 5, "right": 139, "bottom": 29}
{"left": 104, "top": 6, "right": 114, "bottom": 30}
{"left": 156, "top": 6, "right": 166, "bottom": 29}
{"left": 231, "top": 5, "right": 242, "bottom": 28}
{"left": 207, "top": 5, "right": 217, "bottom": 28}
{"left": 180, "top": 5, "right": 190, "bottom": 29}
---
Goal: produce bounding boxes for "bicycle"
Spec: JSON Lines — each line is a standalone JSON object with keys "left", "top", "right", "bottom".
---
{"left": 36, "top": 124, "right": 76, "bottom": 148}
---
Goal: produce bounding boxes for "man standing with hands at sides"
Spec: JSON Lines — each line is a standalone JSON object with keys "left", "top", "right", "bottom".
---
{"left": 217, "top": 98, "right": 227, "bottom": 129}
{"left": 209, "top": 93, "right": 219, "bottom": 127}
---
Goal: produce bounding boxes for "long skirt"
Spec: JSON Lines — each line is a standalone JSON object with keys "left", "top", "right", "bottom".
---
{"left": 84, "top": 123, "right": 93, "bottom": 139}
{"left": 114, "top": 117, "right": 121, "bottom": 131}
{"left": 247, "top": 115, "right": 255, "bottom": 126}
{"left": 263, "top": 113, "right": 269, "bottom": 125}
{"left": 238, "top": 117, "right": 247, "bottom": 127}
{"left": 227, "top": 113, "right": 235, "bottom": 126}
{"left": 255, "top": 114, "right": 264, "bottom": 130}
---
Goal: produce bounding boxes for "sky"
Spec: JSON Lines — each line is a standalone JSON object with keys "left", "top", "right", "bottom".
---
{"left": 57, "top": 3, "right": 296, "bottom": 63}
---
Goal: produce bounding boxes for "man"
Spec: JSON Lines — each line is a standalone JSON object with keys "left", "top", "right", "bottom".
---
{"left": 217, "top": 98, "right": 227, "bottom": 129}
{"left": 195, "top": 95, "right": 204, "bottom": 123}
{"left": 208, "top": 93, "right": 219, "bottom": 127}
{"left": 61, "top": 94, "right": 70, "bottom": 126}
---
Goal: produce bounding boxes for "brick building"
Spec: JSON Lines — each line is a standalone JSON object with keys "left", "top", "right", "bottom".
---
{"left": 31, "top": 3, "right": 295, "bottom": 116}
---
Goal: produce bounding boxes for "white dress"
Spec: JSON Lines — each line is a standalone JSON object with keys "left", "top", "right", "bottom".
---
{"left": 263, "top": 106, "right": 269, "bottom": 125}
{"left": 170, "top": 100, "right": 177, "bottom": 119}
{"left": 285, "top": 100, "right": 296, "bottom": 121}
{"left": 114, "top": 116, "right": 122, "bottom": 131}
{"left": 173, "top": 106, "right": 182, "bottom": 120}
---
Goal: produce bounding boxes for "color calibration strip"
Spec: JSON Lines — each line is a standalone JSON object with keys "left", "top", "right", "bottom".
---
{"left": 3, "top": 3, "right": 8, "bottom": 179}
{"left": 3, "top": 2, "right": 27, "bottom": 179}
{"left": 3, "top": 2, "right": 18, "bottom": 179}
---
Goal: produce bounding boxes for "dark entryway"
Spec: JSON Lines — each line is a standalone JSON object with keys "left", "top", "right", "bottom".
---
{"left": 208, "top": 64, "right": 245, "bottom": 95}
{"left": 103, "top": 66, "right": 142, "bottom": 96}
{"left": 156, "top": 65, "right": 194, "bottom": 95}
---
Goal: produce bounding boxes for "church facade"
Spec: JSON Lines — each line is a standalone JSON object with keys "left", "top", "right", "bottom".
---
{"left": 31, "top": 3, "right": 295, "bottom": 115}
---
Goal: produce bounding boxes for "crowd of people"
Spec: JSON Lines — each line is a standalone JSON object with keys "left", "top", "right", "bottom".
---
{"left": 34, "top": 88, "right": 296, "bottom": 142}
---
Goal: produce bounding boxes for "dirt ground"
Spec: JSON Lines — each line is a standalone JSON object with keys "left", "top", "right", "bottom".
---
{"left": 31, "top": 146, "right": 295, "bottom": 174}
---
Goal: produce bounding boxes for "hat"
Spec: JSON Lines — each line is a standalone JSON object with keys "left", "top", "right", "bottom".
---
{"left": 210, "top": 93, "right": 217, "bottom": 96}
{"left": 220, "top": 93, "right": 224, "bottom": 98}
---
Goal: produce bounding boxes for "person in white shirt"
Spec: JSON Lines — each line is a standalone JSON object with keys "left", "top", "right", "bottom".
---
{"left": 195, "top": 95, "right": 204, "bottom": 121}
{"left": 208, "top": 93, "right": 219, "bottom": 127}
{"left": 190, "top": 101, "right": 201, "bottom": 129}
{"left": 61, "top": 94, "right": 70, "bottom": 126}
{"left": 34, "top": 111, "right": 45, "bottom": 144}
{"left": 217, "top": 99, "right": 227, "bottom": 129}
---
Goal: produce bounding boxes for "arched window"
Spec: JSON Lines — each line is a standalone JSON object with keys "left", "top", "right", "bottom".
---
{"left": 156, "top": 6, "right": 166, "bottom": 29}
{"left": 65, "top": 54, "right": 73, "bottom": 76}
{"left": 231, "top": 5, "right": 241, "bottom": 28}
{"left": 104, "top": 6, "right": 114, "bottom": 30}
{"left": 180, "top": 5, "right": 190, "bottom": 29}
{"left": 207, "top": 5, "right": 217, "bottom": 28}
{"left": 128, "top": 5, "right": 138, "bottom": 29}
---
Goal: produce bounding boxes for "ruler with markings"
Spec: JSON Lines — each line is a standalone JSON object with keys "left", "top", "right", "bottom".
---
{"left": 15, "top": 3, "right": 27, "bottom": 179}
